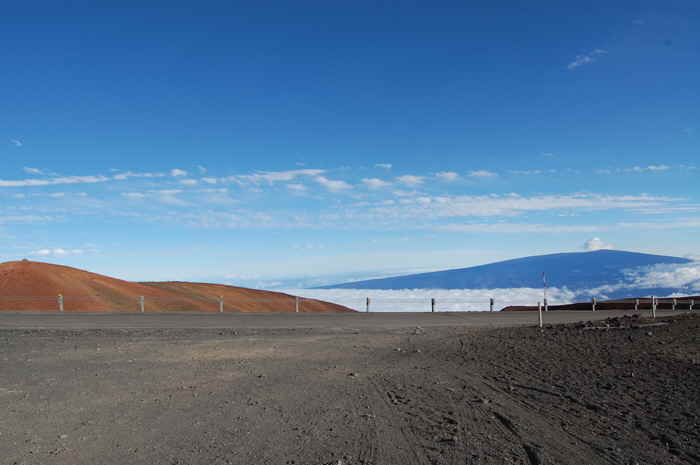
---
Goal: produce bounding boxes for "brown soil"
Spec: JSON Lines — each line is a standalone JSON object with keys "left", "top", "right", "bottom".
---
{"left": 0, "top": 260, "right": 351, "bottom": 313}
{"left": 1, "top": 313, "right": 697, "bottom": 464}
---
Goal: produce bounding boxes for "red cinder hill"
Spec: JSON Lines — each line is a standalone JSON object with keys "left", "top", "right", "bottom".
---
{"left": 0, "top": 260, "right": 353, "bottom": 313}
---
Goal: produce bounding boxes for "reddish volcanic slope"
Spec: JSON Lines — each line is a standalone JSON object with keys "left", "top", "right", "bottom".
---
{"left": 0, "top": 260, "right": 352, "bottom": 313}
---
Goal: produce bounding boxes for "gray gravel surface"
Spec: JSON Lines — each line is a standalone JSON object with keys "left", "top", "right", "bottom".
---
{"left": 0, "top": 309, "right": 671, "bottom": 330}
{"left": 1, "top": 311, "right": 696, "bottom": 465}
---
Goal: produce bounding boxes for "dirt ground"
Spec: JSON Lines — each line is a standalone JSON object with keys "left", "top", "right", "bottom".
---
{"left": 1, "top": 313, "right": 698, "bottom": 465}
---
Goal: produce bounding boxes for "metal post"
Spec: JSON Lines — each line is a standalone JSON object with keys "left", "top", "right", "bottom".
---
{"left": 219, "top": 296, "right": 224, "bottom": 313}
{"left": 538, "top": 301, "right": 543, "bottom": 328}
{"left": 544, "top": 298, "right": 548, "bottom": 312}
{"left": 651, "top": 296, "right": 656, "bottom": 319}
{"left": 690, "top": 299, "right": 695, "bottom": 311}
{"left": 295, "top": 296, "right": 300, "bottom": 313}
{"left": 431, "top": 298, "right": 435, "bottom": 313}
{"left": 635, "top": 299, "right": 639, "bottom": 311}
{"left": 366, "top": 297, "right": 370, "bottom": 313}
{"left": 139, "top": 296, "right": 145, "bottom": 313}
{"left": 672, "top": 298, "right": 677, "bottom": 311}
{"left": 489, "top": 298, "right": 494, "bottom": 312}
{"left": 592, "top": 297, "right": 597, "bottom": 312}
{"left": 58, "top": 294, "right": 64, "bottom": 312}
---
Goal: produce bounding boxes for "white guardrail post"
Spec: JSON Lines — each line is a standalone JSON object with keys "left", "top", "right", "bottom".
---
{"left": 139, "top": 296, "right": 145, "bottom": 313}
{"left": 672, "top": 298, "right": 677, "bottom": 311}
{"left": 591, "top": 297, "right": 597, "bottom": 312}
{"left": 651, "top": 296, "right": 656, "bottom": 319}
{"left": 58, "top": 294, "right": 64, "bottom": 312}
{"left": 538, "top": 301, "right": 543, "bottom": 328}
{"left": 691, "top": 299, "right": 695, "bottom": 311}
{"left": 295, "top": 296, "right": 300, "bottom": 313}
{"left": 635, "top": 298, "right": 639, "bottom": 311}
{"left": 219, "top": 296, "right": 224, "bottom": 313}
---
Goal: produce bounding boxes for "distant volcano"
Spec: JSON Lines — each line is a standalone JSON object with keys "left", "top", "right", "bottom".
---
{"left": 0, "top": 260, "right": 352, "bottom": 312}
{"left": 317, "top": 250, "right": 695, "bottom": 300}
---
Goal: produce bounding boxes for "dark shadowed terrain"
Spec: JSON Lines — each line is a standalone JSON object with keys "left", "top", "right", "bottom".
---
{"left": 1, "top": 312, "right": 698, "bottom": 465}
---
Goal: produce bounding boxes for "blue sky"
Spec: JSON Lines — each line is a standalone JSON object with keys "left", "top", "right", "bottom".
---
{"left": 1, "top": 1, "right": 699, "bottom": 287}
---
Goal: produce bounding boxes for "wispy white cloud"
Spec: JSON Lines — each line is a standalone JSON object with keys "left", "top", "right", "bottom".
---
{"left": 509, "top": 169, "right": 556, "bottom": 175}
{"left": 0, "top": 215, "right": 53, "bottom": 224}
{"left": 362, "top": 178, "right": 392, "bottom": 189}
{"left": 23, "top": 167, "right": 45, "bottom": 175}
{"left": 176, "top": 210, "right": 295, "bottom": 229}
{"left": 631, "top": 205, "right": 700, "bottom": 215}
{"left": 367, "top": 193, "right": 678, "bottom": 219}
{"left": 113, "top": 171, "right": 166, "bottom": 180}
{"left": 121, "top": 192, "right": 147, "bottom": 199}
{"left": 617, "top": 219, "right": 700, "bottom": 230}
{"left": 624, "top": 165, "right": 671, "bottom": 173}
{"left": 154, "top": 189, "right": 190, "bottom": 206}
{"left": 436, "top": 219, "right": 700, "bottom": 235}
{"left": 0, "top": 175, "right": 110, "bottom": 188}
{"left": 315, "top": 176, "right": 352, "bottom": 192}
{"left": 238, "top": 169, "right": 325, "bottom": 184}
{"left": 375, "top": 163, "right": 392, "bottom": 169}
{"left": 122, "top": 190, "right": 191, "bottom": 206}
{"left": 435, "top": 223, "right": 602, "bottom": 233}
{"left": 435, "top": 171, "right": 459, "bottom": 182}
{"left": 567, "top": 49, "right": 607, "bottom": 70}
{"left": 396, "top": 175, "right": 424, "bottom": 186}
{"left": 197, "top": 165, "right": 207, "bottom": 174}
{"left": 596, "top": 165, "right": 675, "bottom": 175}
{"left": 170, "top": 168, "right": 188, "bottom": 177}
{"left": 286, "top": 183, "right": 308, "bottom": 193}
{"left": 30, "top": 248, "right": 89, "bottom": 257}
{"left": 392, "top": 189, "right": 422, "bottom": 197}
{"left": 468, "top": 170, "right": 498, "bottom": 178}
{"left": 179, "top": 179, "right": 198, "bottom": 186}
{"left": 11, "top": 139, "right": 23, "bottom": 147}
{"left": 198, "top": 188, "right": 237, "bottom": 205}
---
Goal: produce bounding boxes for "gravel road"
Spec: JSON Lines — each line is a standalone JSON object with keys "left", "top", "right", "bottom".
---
{"left": 1, "top": 311, "right": 697, "bottom": 465}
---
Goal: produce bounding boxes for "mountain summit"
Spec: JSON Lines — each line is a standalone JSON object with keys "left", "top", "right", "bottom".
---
{"left": 317, "top": 250, "right": 692, "bottom": 299}
{"left": 0, "top": 260, "right": 351, "bottom": 312}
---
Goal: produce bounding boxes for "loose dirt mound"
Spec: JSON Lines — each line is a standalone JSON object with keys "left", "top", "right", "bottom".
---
{"left": 0, "top": 260, "right": 351, "bottom": 312}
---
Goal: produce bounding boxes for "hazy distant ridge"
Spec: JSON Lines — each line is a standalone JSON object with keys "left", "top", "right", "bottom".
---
{"left": 317, "top": 250, "right": 692, "bottom": 299}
